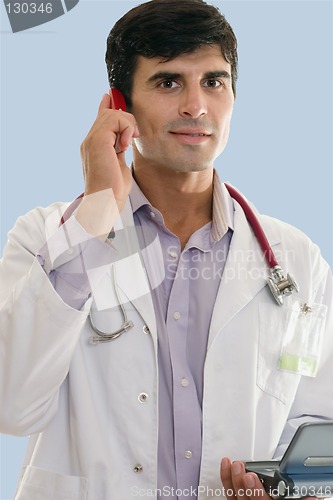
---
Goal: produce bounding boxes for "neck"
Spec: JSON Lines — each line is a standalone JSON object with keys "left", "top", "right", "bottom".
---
{"left": 132, "top": 162, "right": 214, "bottom": 248}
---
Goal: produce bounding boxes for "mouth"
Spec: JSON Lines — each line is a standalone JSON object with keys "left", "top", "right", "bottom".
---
{"left": 169, "top": 130, "right": 211, "bottom": 144}
{"left": 176, "top": 133, "right": 207, "bottom": 137}
{"left": 170, "top": 130, "right": 211, "bottom": 136}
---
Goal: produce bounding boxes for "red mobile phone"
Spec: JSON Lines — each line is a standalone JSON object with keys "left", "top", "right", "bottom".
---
{"left": 110, "top": 88, "right": 127, "bottom": 111}
{"left": 110, "top": 88, "right": 127, "bottom": 153}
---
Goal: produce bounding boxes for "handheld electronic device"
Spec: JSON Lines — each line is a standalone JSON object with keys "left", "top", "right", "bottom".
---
{"left": 110, "top": 88, "right": 126, "bottom": 111}
{"left": 244, "top": 421, "right": 333, "bottom": 499}
{"left": 109, "top": 88, "right": 127, "bottom": 153}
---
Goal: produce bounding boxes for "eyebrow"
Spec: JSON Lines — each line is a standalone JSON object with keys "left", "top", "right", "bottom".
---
{"left": 147, "top": 70, "right": 231, "bottom": 83}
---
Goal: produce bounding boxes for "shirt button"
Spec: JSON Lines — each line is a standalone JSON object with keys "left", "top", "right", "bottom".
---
{"left": 138, "top": 392, "right": 148, "bottom": 403}
{"left": 150, "top": 211, "right": 156, "bottom": 218}
{"left": 184, "top": 450, "right": 193, "bottom": 459}
{"left": 173, "top": 311, "right": 181, "bottom": 320}
{"left": 168, "top": 250, "right": 178, "bottom": 258}
{"left": 181, "top": 378, "right": 189, "bottom": 387}
{"left": 67, "top": 248, "right": 74, "bottom": 255}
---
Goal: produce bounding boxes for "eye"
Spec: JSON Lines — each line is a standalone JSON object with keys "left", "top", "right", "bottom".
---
{"left": 159, "top": 80, "right": 180, "bottom": 89}
{"left": 203, "top": 79, "right": 224, "bottom": 88}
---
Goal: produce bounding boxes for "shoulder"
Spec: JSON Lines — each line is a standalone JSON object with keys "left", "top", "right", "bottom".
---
{"left": 260, "top": 213, "right": 314, "bottom": 249}
{"left": 258, "top": 213, "right": 330, "bottom": 286}
{"left": 229, "top": 182, "right": 331, "bottom": 287}
{"left": 10, "top": 201, "right": 70, "bottom": 231}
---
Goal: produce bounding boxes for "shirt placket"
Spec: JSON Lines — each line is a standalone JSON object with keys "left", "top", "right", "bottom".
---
{"left": 166, "top": 248, "right": 202, "bottom": 499}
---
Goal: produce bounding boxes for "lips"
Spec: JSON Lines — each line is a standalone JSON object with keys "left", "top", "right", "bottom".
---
{"left": 174, "top": 133, "right": 207, "bottom": 137}
{"left": 169, "top": 129, "right": 211, "bottom": 145}
{"left": 169, "top": 130, "right": 212, "bottom": 144}
{"left": 170, "top": 129, "right": 211, "bottom": 137}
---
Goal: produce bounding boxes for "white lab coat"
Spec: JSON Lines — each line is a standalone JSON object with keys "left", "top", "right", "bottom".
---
{"left": 0, "top": 189, "right": 332, "bottom": 500}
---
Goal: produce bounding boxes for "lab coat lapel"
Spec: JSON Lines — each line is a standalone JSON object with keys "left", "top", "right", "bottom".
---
{"left": 113, "top": 199, "right": 158, "bottom": 347}
{"left": 208, "top": 200, "right": 281, "bottom": 348}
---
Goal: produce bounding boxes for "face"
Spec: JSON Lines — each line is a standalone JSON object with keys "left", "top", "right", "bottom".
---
{"left": 130, "top": 44, "right": 234, "bottom": 174}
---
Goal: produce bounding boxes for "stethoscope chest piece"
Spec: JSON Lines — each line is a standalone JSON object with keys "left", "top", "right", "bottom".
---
{"left": 267, "top": 266, "right": 300, "bottom": 306}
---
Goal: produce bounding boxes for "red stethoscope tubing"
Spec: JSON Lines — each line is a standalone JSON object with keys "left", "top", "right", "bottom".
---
{"left": 59, "top": 184, "right": 279, "bottom": 270}
{"left": 224, "top": 184, "right": 279, "bottom": 269}
{"left": 59, "top": 193, "right": 84, "bottom": 226}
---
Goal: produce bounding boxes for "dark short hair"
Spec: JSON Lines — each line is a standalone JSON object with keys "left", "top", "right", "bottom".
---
{"left": 105, "top": 0, "right": 238, "bottom": 107}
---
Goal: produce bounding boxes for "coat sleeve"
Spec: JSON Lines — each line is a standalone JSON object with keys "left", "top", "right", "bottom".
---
{"left": 0, "top": 205, "right": 90, "bottom": 436}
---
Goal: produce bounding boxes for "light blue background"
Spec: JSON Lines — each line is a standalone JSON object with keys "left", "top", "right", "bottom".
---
{"left": 1, "top": 1, "right": 332, "bottom": 498}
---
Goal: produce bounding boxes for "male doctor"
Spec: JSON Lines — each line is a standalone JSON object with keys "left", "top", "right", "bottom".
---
{"left": 0, "top": 0, "right": 332, "bottom": 499}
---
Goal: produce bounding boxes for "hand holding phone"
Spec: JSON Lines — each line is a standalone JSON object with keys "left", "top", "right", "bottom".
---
{"left": 244, "top": 422, "right": 333, "bottom": 499}
{"left": 109, "top": 88, "right": 127, "bottom": 153}
{"left": 77, "top": 89, "right": 139, "bottom": 236}
{"left": 80, "top": 89, "right": 138, "bottom": 193}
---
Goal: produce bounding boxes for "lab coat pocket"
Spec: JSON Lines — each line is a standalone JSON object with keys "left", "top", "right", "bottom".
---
{"left": 257, "top": 301, "right": 303, "bottom": 404}
{"left": 278, "top": 301, "right": 327, "bottom": 377}
{"left": 15, "top": 466, "right": 88, "bottom": 500}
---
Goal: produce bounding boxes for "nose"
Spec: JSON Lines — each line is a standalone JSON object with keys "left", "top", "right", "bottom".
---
{"left": 178, "top": 85, "right": 208, "bottom": 119}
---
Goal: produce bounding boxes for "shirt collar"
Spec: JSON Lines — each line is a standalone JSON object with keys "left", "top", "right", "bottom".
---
{"left": 129, "top": 169, "right": 234, "bottom": 241}
{"left": 211, "top": 169, "right": 234, "bottom": 240}
{"left": 130, "top": 176, "right": 152, "bottom": 214}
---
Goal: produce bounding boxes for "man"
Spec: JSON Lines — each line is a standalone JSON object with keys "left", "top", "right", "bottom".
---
{"left": 0, "top": 1, "right": 332, "bottom": 499}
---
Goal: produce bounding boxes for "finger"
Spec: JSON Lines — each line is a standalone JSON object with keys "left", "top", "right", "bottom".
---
{"left": 118, "top": 120, "right": 140, "bottom": 151}
{"left": 98, "top": 93, "right": 112, "bottom": 112}
{"left": 230, "top": 461, "right": 250, "bottom": 499}
{"left": 220, "top": 458, "right": 238, "bottom": 500}
{"left": 94, "top": 98, "right": 139, "bottom": 152}
{"left": 231, "top": 461, "right": 271, "bottom": 500}
{"left": 242, "top": 472, "right": 271, "bottom": 500}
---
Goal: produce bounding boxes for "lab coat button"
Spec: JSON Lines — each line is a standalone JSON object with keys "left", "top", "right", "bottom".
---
{"left": 134, "top": 464, "right": 143, "bottom": 473}
{"left": 138, "top": 392, "right": 148, "bottom": 403}
{"left": 185, "top": 450, "right": 193, "bottom": 459}
{"left": 143, "top": 325, "right": 150, "bottom": 335}
{"left": 67, "top": 248, "right": 74, "bottom": 255}
{"left": 173, "top": 311, "right": 181, "bottom": 320}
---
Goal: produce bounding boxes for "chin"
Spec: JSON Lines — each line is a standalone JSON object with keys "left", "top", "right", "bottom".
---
{"left": 171, "top": 164, "right": 213, "bottom": 174}
{"left": 172, "top": 156, "right": 215, "bottom": 172}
